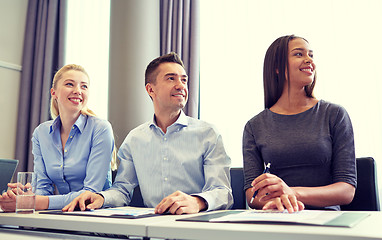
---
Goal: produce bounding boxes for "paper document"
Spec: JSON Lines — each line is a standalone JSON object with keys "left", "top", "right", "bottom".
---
{"left": 39, "top": 207, "right": 157, "bottom": 219}
{"left": 62, "top": 207, "right": 155, "bottom": 217}
{"left": 210, "top": 210, "right": 343, "bottom": 225}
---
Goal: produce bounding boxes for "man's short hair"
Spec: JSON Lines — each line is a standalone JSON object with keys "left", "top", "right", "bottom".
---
{"left": 145, "top": 52, "right": 185, "bottom": 86}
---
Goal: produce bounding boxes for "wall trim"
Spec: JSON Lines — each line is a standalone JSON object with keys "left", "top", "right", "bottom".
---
{"left": 0, "top": 60, "right": 22, "bottom": 72}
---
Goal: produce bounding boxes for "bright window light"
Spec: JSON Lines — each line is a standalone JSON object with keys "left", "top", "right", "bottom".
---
{"left": 65, "top": 0, "right": 110, "bottom": 120}
{"left": 200, "top": 0, "right": 382, "bottom": 177}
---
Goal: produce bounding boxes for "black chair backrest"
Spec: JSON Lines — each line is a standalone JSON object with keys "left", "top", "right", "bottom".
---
{"left": 112, "top": 170, "right": 145, "bottom": 207}
{"left": 341, "top": 157, "right": 380, "bottom": 211}
{"left": 130, "top": 186, "right": 145, "bottom": 207}
{"left": 230, "top": 167, "right": 246, "bottom": 209}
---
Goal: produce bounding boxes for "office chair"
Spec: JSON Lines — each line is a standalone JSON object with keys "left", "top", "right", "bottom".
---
{"left": 230, "top": 167, "right": 246, "bottom": 209}
{"left": 341, "top": 157, "right": 380, "bottom": 211}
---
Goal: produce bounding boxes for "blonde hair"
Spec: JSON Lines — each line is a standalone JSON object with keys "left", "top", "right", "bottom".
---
{"left": 50, "top": 64, "right": 118, "bottom": 170}
{"left": 50, "top": 64, "right": 96, "bottom": 119}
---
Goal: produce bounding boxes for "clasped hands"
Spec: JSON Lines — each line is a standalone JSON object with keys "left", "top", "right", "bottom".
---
{"left": 250, "top": 173, "right": 304, "bottom": 213}
{"left": 0, "top": 183, "right": 27, "bottom": 212}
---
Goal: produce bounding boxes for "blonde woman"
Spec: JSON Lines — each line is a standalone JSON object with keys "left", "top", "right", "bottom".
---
{"left": 0, "top": 64, "right": 116, "bottom": 211}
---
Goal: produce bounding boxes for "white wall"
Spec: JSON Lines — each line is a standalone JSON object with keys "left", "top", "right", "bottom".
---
{"left": 0, "top": 1, "right": 28, "bottom": 159}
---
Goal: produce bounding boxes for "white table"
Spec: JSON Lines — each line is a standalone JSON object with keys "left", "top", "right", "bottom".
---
{"left": 0, "top": 207, "right": 187, "bottom": 239}
{"left": 147, "top": 210, "right": 382, "bottom": 240}
{"left": 1, "top": 209, "right": 382, "bottom": 240}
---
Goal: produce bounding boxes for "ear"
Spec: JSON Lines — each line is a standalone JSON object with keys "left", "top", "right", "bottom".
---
{"left": 51, "top": 88, "right": 57, "bottom": 99}
{"left": 145, "top": 83, "right": 155, "bottom": 98}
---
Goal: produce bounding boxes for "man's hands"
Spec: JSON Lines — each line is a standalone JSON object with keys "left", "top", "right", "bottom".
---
{"left": 155, "top": 191, "right": 207, "bottom": 215}
{"left": 63, "top": 190, "right": 207, "bottom": 215}
{"left": 62, "top": 190, "right": 104, "bottom": 212}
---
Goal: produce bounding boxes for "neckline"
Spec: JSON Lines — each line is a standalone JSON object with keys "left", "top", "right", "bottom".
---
{"left": 267, "top": 99, "right": 321, "bottom": 117}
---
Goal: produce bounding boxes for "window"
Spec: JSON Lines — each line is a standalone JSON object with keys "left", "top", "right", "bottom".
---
{"left": 65, "top": 0, "right": 111, "bottom": 120}
{"left": 200, "top": 0, "right": 382, "bottom": 174}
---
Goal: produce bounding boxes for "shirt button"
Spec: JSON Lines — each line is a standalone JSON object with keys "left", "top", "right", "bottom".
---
{"left": 72, "top": 127, "right": 75, "bottom": 129}
{"left": 64, "top": 149, "right": 67, "bottom": 153}
{"left": 164, "top": 138, "right": 167, "bottom": 141}
{"left": 70, "top": 136, "right": 73, "bottom": 138}
{"left": 164, "top": 157, "right": 167, "bottom": 161}
{"left": 60, "top": 165, "right": 63, "bottom": 168}
{"left": 164, "top": 177, "right": 168, "bottom": 181}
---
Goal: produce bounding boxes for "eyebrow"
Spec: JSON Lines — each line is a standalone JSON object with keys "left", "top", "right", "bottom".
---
{"left": 165, "top": 73, "right": 188, "bottom": 78}
{"left": 291, "top": 47, "right": 313, "bottom": 53}
{"left": 63, "top": 79, "right": 89, "bottom": 84}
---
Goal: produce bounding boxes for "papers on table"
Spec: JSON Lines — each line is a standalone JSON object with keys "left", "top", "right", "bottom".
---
{"left": 210, "top": 210, "right": 342, "bottom": 225}
{"left": 39, "top": 207, "right": 157, "bottom": 219}
{"left": 207, "top": 210, "right": 369, "bottom": 227}
{"left": 64, "top": 207, "right": 155, "bottom": 217}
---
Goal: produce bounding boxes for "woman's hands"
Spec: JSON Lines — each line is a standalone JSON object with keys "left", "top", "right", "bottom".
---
{"left": 0, "top": 183, "right": 21, "bottom": 212}
{"left": 248, "top": 173, "right": 304, "bottom": 213}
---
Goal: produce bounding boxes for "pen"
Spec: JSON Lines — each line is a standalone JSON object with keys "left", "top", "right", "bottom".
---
{"left": 250, "top": 163, "right": 271, "bottom": 204}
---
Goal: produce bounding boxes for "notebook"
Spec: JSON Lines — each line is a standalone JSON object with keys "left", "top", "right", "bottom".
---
{"left": 0, "top": 159, "right": 19, "bottom": 193}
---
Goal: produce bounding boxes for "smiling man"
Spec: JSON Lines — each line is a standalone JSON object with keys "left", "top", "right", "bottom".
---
{"left": 64, "top": 52, "right": 233, "bottom": 214}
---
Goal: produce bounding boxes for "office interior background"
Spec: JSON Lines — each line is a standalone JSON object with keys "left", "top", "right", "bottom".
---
{"left": 1, "top": 0, "right": 381, "bottom": 208}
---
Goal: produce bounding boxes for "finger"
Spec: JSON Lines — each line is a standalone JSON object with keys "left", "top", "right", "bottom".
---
{"left": 65, "top": 201, "right": 78, "bottom": 212}
{"left": 274, "top": 197, "right": 285, "bottom": 212}
{"left": 78, "top": 197, "right": 87, "bottom": 211}
{"left": 280, "top": 195, "right": 294, "bottom": 213}
{"left": 62, "top": 203, "right": 70, "bottom": 212}
{"left": 262, "top": 200, "right": 274, "bottom": 210}
{"left": 86, "top": 195, "right": 103, "bottom": 210}
{"left": 168, "top": 201, "right": 182, "bottom": 214}
{"left": 7, "top": 183, "right": 18, "bottom": 188}
{"left": 154, "top": 192, "right": 176, "bottom": 213}
{"left": 288, "top": 194, "right": 299, "bottom": 212}
{"left": 7, "top": 189, "right": 17, "bottom": 199}
{"left": 297, "top": 201, "right": 305, "bottom": 211}
{"left": 62, "top": 200, "right": 76, "bottom": 212}
{"left": 155, "top": 198, "right": 174, "bottom": 214}
{"left": 155, "top": 193, "right": 183, "bottom": 214}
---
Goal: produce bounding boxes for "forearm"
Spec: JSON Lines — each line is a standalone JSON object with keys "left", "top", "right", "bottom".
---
{"left": 35, "top": 195, "right": 49, "bottom": 210}
{"left": 293, "top": 182, "right": 355, "bottom": 207}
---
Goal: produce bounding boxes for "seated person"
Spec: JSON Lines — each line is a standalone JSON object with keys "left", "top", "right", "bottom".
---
{"left": 0, "top": 64, "right": 116, "bottom": 211}
{"left": 243, "top": 35, "right": 356, "bottom": 213}
{"left": 64, "top": 53, "right": 233, "bottom": 214}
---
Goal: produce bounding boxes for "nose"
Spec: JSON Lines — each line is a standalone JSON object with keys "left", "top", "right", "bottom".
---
{"left": 174, "top": 78, "right": 187, "bottom": 90}
{"left": 73, "top": 84, "right": 82, "bottom": 95}
{"left": 305, "top": 56, "right": 313, "bottom": 64}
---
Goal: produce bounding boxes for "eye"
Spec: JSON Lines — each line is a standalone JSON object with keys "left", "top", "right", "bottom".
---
{"left": 168, "top": 76, "right": 175, "bottom": 80}
{"left": 81, "top": 84, "right": 88, "bottom": 89}
{"left": 309, "top": 53, "right": 314, "bottom": 58}
{"left": 65, "top": 82, "right": 73, "bottom": 86}
{"left": 294, "top": 52, "right": 302, "bottom": 57}
{"left": 182, "top": 78, "right": 188, "bottom": 83}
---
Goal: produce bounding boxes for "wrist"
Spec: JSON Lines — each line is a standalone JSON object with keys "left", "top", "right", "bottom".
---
{"left": 291, "top": 187, "right": 302, "bottom": 201}
{"left": 35, "top": 195, "right": 49, "bottom": 210}
{"left": 196, "top": 196, "right": 208, "bottom": 211}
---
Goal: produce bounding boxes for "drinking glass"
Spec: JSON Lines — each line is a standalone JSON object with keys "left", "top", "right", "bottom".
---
{"left": 16, "top": 172, "right": 36, "bottom": 214}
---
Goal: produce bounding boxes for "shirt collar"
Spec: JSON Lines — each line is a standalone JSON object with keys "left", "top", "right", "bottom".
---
{"left": 49, "top": 114, "right": 87, "bottom": 134}
{"left": 149, "top": 111, "right": 188, "bottom": 129}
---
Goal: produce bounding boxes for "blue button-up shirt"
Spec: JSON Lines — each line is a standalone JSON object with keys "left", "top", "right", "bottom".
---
{"left": 33, "top": 114, "right": 114, "bottom": 209}
{"left": 102, "top": 111, "right": 233, "bottom": 211}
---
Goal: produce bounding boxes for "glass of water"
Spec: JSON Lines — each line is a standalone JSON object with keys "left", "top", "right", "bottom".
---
{"left": 16, "top": 172, "right": 36, "bottom": 214}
